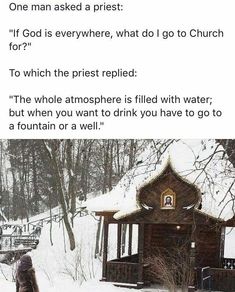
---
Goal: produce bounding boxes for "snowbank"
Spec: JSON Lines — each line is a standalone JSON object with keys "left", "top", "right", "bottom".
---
{"left": 0, "top": 213, "right": 139, "bottom": 292}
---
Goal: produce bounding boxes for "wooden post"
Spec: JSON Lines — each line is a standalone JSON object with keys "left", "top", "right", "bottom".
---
{"left": 128, "top": 223, "right": 133, "bottom": 256}
{"left": 219, "top": 226, "right": 225, "bottom": 267}
{"left": 102, "top": 218, "right": 109, "bottom": 281}
{"left": 137, "top": 223, "right": 144, "bottom": 288}
{"left": 117, "top": 223, "right": 122, "bottom": 259}
{"left": 188, "top": 240, "right": 196, "bottom": 291}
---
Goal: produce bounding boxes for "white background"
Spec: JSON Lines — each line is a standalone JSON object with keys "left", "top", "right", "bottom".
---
{"left": 0, "top": 0, "right": 235, "bottom": 138}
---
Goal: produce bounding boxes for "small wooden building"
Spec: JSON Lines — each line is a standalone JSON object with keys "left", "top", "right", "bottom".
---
{"left": 95, "top": 163, "right": 235, "bottom": 291}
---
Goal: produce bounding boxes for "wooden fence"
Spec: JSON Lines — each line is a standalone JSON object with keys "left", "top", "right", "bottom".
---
{"left": 1, "top": 207, "right": 88, "bottom": 234}
{"left": 197, "top": 261, "right": 235, "bottom": 291}
{"left": 221, "top": 257, "right": 235, "bottom": 270}
{"left": 0, "top": 234, "right": 38, "bottom": 251}
{"left": 210, "top": 268, "right": 235, "bottom": 291}
{"left": 106, "top": 261, "right": 139, "bottom": 284}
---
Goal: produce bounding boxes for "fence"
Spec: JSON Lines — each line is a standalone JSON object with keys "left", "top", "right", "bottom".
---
{"left": 0, "top": 234, "right": 38, "bottom": 251}
{"left": 221, "top": 257, "right": 235, "bottom": 270}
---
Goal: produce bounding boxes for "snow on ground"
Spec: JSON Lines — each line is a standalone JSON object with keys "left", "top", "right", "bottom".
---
{"left": 0, "top": 213, "right": 151, "bottom": 292}
{"left": 0, "top": 279, "right": 14, "bottom": 291}
{"left": 30, "top": 214, "right": 101, "bottom": 287}
{"left": 0, "top": 278, "right": 144, "bottom": 292}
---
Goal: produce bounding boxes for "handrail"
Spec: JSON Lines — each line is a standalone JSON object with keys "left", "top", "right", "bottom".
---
{"left": 1, "top": 207, "right": 88, "bottom": 232}
{"left": 0, "top": 234, "right": 38, "bottom": 252}
{"left": 201, "top": 266, "right": 211, "bottom": 291}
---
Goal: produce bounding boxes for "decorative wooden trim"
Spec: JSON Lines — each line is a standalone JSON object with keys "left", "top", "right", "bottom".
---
{"left": 136, "top": 161, "right": 202, "bottom": 209}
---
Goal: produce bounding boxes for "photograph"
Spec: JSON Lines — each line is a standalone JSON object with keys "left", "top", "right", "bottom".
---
{"left": 0, "top": 139, "right": 234, "bottom": 292}
{"left": 2, "top": 0, "right": 234, "bottom": 291}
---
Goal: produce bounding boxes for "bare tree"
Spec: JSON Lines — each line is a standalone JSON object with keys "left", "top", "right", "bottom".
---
{"left": 43, "top": 140, "right": 75, "bottom": 250}
{"left": 146, "top": 246, "right": 193, "bottom": 292}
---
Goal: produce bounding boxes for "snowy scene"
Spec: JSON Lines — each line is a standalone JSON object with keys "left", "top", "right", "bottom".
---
{"left": 0, "top": 139, "right": 235, "bottom": 292}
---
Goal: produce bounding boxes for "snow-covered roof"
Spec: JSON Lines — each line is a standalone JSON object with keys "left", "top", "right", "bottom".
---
{"left": 86, "top": 140, "right": 235, "bottom": 221}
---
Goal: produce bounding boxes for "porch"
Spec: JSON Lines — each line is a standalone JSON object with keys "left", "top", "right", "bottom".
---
{"left": 101, "top": 221, "right": 235, "bottom": 291}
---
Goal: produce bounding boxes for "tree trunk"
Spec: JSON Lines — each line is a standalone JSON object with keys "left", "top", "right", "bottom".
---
{"left": 66, "top": 140, "right": 76, "bottom": 224}
{"left": 43, "top": 141, "right": 76, "bottom": 250}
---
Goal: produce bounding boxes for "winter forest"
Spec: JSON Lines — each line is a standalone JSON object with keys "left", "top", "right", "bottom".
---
{"left": 0, "top": 139, "right": 146, "bottom": 220}
{"left": 0, "top": 139, "right": 235, "bottom": 292}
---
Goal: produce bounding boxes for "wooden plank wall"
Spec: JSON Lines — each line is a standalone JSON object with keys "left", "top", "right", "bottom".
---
{"left": 143, "top": 224, "right": 191, "bottom": 258}
{"left": 195, "top": 226, "right": 221, "bottom": 268}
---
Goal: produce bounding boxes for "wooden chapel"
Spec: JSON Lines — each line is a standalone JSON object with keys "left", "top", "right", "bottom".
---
{"left": 95, "top": 163, "right": 235, "bottom": 291}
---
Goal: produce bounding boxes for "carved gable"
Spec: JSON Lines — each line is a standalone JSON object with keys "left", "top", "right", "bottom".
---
{"left": 137, "top": 163, "right": 201, "bottom": 223}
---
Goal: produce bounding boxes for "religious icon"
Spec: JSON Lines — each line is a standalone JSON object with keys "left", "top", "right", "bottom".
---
{"left": 164, "top": 195, "right": 173, "bottom": 206}
{"left": 161, "top": 188, "right": 176, "bottom": 209}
